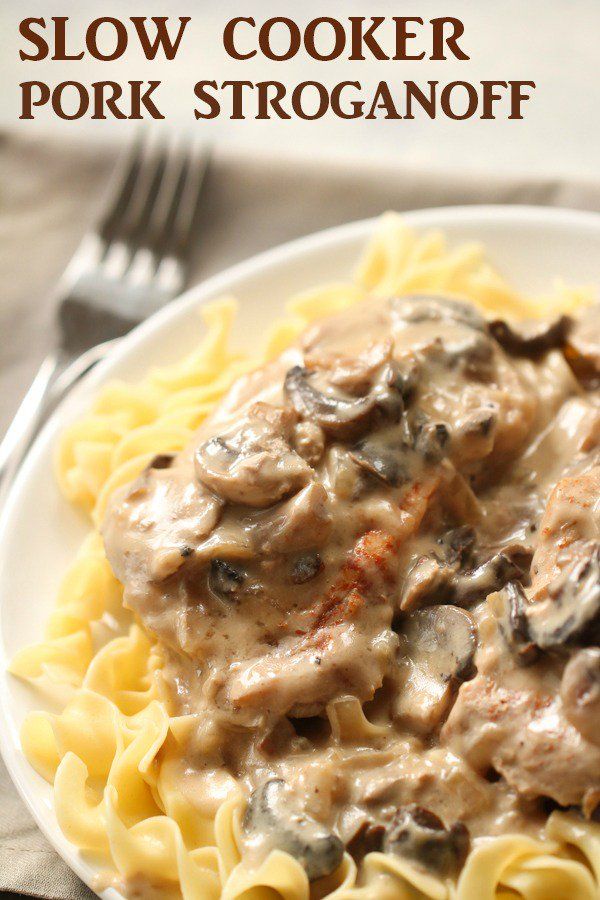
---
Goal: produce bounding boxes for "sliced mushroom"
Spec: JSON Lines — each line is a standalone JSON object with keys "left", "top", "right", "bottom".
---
{"left": 284, "top": 362, "right": 404, "bottom": 441}
{"left": 565, "top": 304, "right": 600, "bottom": 385}
{"left": 147, "top": 453, "right": 175, "bottom": 470}
{"left": 492, "top": 581, "right": 540, "bottom": 666}
{"left": 395, "top": 605, "right": 477, "bottom": 733}
{"left": 560, "top": 648, "right": 600, "bottom": 746}
{"left": 400, "top": 556, "right": 453, "bottom": 613}
{"left": 208, "top": 558, "right": 246, "bottom": 600}
{"left": 291, "top": 551, "right": 323, "bottom": 584}
{"left": 438, "top": 526, "right": 476, "bottom": 567}
{"left": 453, "top": 552, "right": 523, "bottom": 606}
{"left": 243, "top": 779, "right": 344, "bottom": 881}
{"left": 393, "top": 363, "right": 420, "bottom": 406}
{"left": 447, "top": 331, "right": 495, "bottom": 377}
{"left": 391, "top": 295, "right": 487, "bottom": 333}
{"left": 195, "top": 407, "right": 312, "bottom": 508}
{"left": 392, "top": 296, "right": 495, "bottom": 376}
{"left": 499, "top": 541, "right": 534, "bottom": 578}
{"left": 345, "top": 820, "right": 385, "bottom": 863}
{"left": 495, "top": 545, "right": 600, "bottom": 657}
{"left": 489, "top": 314, "right": 572, "bottom": 357}
{"left": 455, "top": 408, "right": 498, "bottom": 460}
{"left": 413, "top": 420, "right": 450, "bottom": 462}
{"left": 527, "top": 544, "right": 600, "bottom": 649}
{"left": 383, "top": 805, "right": 470, "bottom": 875}
{"left": 400, "top": 550, "right": 521, "bottom": 613}
{"left": 192, "top": 521, "right": 255, "bottom": 564}
{"left": 325, "top": 339, "right": 394, "bottom": 394}
{"left": 349, "top": 441, "right": 407, "bottom": 487}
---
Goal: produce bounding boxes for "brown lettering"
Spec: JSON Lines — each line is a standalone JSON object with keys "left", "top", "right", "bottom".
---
{"left": 52, "top": 81, "right": 89, "bottom": 118}
{"left": 431, "top": 17, "right": 469, "bottom": 60}
{"left": 223, "top": 17, "right": 256, "bottom": 59}
{"left": 480, "top": 80, "right": 507, "bottom": 119}
{"left": 193, "top": 80, "right": 220, "bottom": 119}
{"left": 91, "top": 81, "right": 126, "bottom": 118}
{"left": 221, "top": 80, "right": 254, "bottom": 118}
{"left": 366, "top": 81, "right": 401, "bottom": 118}
{"left": 19, "top": 81, "right": 50, "bottom": 117}
{"left": 291, "top": 81, "right": 328, "bottom": 119}
{"left": 331, "top": 81, "right": 363, "bottom": 118}
{"left": 131, "top": 16, "right": 190, "bottom": 60}
{"left": 19, "top": 18, "right": 48, "bottom": 61}
{"left": 257, "top": 81, "right": 290, "bottom": 119}
{"left": 440, "top": 81, "right": 478, "bottom": 119}
{"left": 393, "top": 17, "right": 425, "bottom": 60}
{"left": 129, "top": 80, "right": 164, "bottom": 119}
{"left": 349, "top": 17, "right": 388, "bottom": 61}
{"left": 304, "top": 17, "right": 345, "bottom": 61}
{"left": 509, "top": 81, "right": 536, "bottom": 118}
{"left": 86, "top": 18, "right": 128, "bottom": 61}
{"left": 259, "top": 18, "right": 301, "bottom": 61}
{"left": 405, "top": 81, "right": 437, "bottom": 118}
{"left": 51, "top": 16, "right": 84, "bottom": 60}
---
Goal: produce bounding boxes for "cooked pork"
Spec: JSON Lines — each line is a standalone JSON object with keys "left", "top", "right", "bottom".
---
{"left": 102, "top": 294, "right": 600, "bottom": 879}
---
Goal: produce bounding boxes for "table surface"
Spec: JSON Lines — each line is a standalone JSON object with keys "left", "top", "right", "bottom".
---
{"left": 1, "top": 0, "right": 598, "bottom": 181}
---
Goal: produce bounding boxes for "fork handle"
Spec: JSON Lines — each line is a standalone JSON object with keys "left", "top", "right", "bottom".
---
{"left": 0, "top": 339, "right": 119, "bottom": 492}
{"left": 0, "top": 353, "right": 62, "bottom": 487}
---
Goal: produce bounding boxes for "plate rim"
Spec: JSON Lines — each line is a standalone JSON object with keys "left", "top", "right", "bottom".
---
{"left": 1, "top": 202, "right": 600, "bottom": 899}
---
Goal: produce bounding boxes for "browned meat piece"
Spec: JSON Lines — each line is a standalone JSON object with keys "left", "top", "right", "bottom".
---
{"left": 442, "top": 671, "right": 600, "bottom": 807}
{"left": 102, "top": 290, "right": 600, "bottom": 871}
{"left": 350, "top": 744, "right": 491, "bottom": 826}
{"left": 530, "top": 466, "right": 600, "bottom": 601}
{"left": 561, "top": 649, "right": 600, "bottom": 746}
{"left": 228, "top": 530, "right": 399, "bottom": 717}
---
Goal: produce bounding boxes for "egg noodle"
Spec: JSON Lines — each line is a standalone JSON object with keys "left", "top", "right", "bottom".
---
{"left": 10, "top": 215, "right": 600, "bottom": 900}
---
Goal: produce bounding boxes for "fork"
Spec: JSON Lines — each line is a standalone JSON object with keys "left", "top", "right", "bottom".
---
{"left": 0, "top": 134, "right": 210, "bottom": 487}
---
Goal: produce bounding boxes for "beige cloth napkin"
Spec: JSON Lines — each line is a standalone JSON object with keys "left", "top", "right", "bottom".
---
{"left": 1, "top": 130, "right": 599, "bottom": 899}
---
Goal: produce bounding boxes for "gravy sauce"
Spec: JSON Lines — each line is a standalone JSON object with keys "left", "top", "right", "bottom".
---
{"left": 103, "top": 296, "right": 600, "bottom": 879}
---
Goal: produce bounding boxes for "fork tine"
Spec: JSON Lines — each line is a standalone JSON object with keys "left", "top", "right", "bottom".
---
{"left": 162, "top": 143, "right": 211, "bottom": 269}
{"left": 142, "top": 139, "right": 189, "bottom": 259}
{"left": 96, "top": 132, "right": 145, "bottom": 245}
{"left": 117, "top": 137, "right": 170, "bottom": 250}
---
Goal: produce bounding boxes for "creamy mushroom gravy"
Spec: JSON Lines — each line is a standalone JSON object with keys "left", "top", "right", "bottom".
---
{"left": 103, "top": 295, "right": 600, "bottom": 881}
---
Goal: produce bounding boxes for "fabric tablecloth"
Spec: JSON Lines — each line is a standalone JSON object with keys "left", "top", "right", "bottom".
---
{"left": 1, "top": 130, "right": 599, "bottom": 899}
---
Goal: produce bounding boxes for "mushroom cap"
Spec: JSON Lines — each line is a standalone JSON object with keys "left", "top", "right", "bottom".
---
{"left": 383, "top": 804, "right": 470, "bottom": 874}
{"left": 195, "top": 409, "right": 312, "bottom": 508}
{"left": 349, "top": 441, "right": 407, "bottom": 487}
{"left": 243, "top": 779, "right": 344, "bottom": 882}
{"left": 528, "top": 543, "right": 600, "bottom": 649}
{"left": 560, "top": 648, "right": 600, "bottom": 746}
{"left": 391, "top": 295, "right": 487, "bottom": 333}
{"left": 401, "top": 605, "right": 477, "bottom": 683}
{"left": 489, "top": 314, "right": 572, "bottom": 357}
{"left": 395, "top": 605, "right": 477, "bottom": 734}
{"left": 284, "top": 362, "right": 404, "bottom": 442}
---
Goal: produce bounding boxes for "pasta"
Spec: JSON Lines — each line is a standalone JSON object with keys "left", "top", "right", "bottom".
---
{"left": 10, "top": 213, "right": 600, "bottom": 900}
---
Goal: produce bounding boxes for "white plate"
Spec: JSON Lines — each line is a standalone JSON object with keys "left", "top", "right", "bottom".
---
{"left": 1, "top": 205, "right": 600, "bottom": 898}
